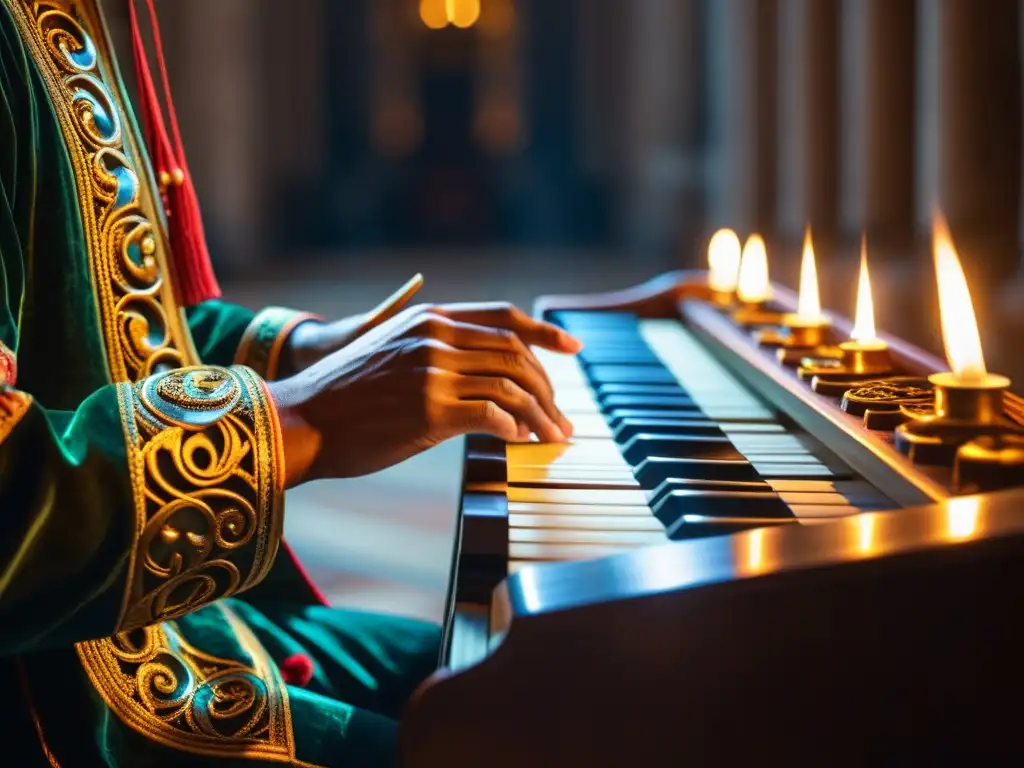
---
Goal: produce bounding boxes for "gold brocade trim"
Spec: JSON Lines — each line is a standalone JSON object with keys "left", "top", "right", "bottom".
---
{"left": 77, "top": 603, "right": 297, "bottom": 762}
{"left": 7, "top": 1, "right": 296, "bottom": 762}
{"left": 116, "top": 366, "right": 285, "bottom": 630}
{"left": 235, "top": 308, "right": 322, "bottom": 381}
{"left": 10, "top": 0, "right": 189, "bottom": 383}
{"left": 78, "top": 366, "right": 291, "bottom": 760}
{"left": 0, "top": 388, "right": 32, "bottom": 443}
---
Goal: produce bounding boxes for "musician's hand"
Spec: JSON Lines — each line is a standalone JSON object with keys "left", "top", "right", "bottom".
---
{"left": 533, "top": 269, "right": 712, "bottom": 319}
{"left": 267, "top": 303, "right": 581, "bottom": 485}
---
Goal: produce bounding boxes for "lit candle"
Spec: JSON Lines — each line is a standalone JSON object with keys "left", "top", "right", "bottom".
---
{"left": 795, "top": 226, "right": 825, "bottom": 323}
{"left": 848, "top": 236, "right": 885, "bottom": 348}
{"left": 736, "top": 234, "right": 770, "bottom": 306}
{"left": 779, "top": 227, "right": 830, "bottom": 350}
{"left": 930, "top": 212, "right": 1006, "bottom": 390}
{"left": 707, "top": 228, "right": 741, "bottom": 303}
{"left": 834, "top": 235, "right": 892, "bottom": 374}
{"left": 895, "top": 211, "right": 1011, "bottom": 464}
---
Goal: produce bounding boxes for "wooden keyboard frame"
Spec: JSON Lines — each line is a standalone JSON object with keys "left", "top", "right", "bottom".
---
{"left": 410, "top": 273, "right": 1024, "bottom": 766}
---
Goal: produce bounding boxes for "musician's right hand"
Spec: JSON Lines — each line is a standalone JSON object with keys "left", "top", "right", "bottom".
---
{"left": 266, "top": 303, "right": 580, "bottom": 486}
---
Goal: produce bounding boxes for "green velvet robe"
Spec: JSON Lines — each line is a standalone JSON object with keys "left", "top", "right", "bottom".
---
{"left": 0, "top": 2, "right": 438, "bottom": 765}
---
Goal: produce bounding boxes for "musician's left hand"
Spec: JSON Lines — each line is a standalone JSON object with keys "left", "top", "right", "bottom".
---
{"left": 282, "top": 301, "right": 582, "bottom": 377}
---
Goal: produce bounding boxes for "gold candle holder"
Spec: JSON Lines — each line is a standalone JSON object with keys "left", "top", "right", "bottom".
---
{"left": 802, "top": 340, "right": 894, "bottom": 393}
{"left": 710, "top": 289, "right": 736, "bottom": 308}
{"left": 770, "top": 314, "right": 833, "bottom": 365}
{"left": 732, "top": 301, "right": 786, "bottom": 328}
{"left": 895, "top": 372, "right": 1012, "bottom": 465}
{"left": 954, "top": 434, "right": 1024, "bottom": 493}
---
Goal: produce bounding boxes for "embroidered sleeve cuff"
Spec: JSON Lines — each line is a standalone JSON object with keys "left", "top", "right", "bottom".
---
{"left": 234, "top": 307, "right": 322, "bottom": 381}
{"left": 114, "top": 365, "right": 286, "bottom": 631}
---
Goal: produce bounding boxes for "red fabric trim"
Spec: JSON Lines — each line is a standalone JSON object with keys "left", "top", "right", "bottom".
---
{"left": 279, "top": 538, "right": 330, "bottom": 606}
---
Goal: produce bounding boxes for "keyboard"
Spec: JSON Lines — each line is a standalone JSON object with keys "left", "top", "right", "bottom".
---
{"left": 400, "top": 276, "right": 1024, "bottom": 766}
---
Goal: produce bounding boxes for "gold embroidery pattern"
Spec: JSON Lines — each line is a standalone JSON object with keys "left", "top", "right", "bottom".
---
{"left": 8, "top": 1, "right": 296, "bottom": 761}
{"left": 77, "top": 603, "right": 296, "bottom": 762}
{"left": 235, "top": 308, "right": 321, "bottom": 381}
{"left": 0, "top": 388, "right": 32, "bottom": 443}
{"left": 118, "top": 366, "right": 285, "bottom": 630}
{"left": 15, "top": 0, "right": 185, "bottom": 383}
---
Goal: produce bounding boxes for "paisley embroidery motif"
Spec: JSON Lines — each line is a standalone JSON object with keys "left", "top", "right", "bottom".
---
{"left": 117, "top": 366, "right": 284, "bottom": 630}
{"left": 15, "top": 0, "right": 186, "bottom": 383}
{"left": 77, "top": 603, "right": 296, "bottom": 762}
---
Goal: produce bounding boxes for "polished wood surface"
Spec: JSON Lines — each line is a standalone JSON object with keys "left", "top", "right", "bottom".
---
{"left": 403, "top": 487, "right": 1024, "bottom": 766}
{"left": 407, "top": 273, "right": 1024, "bottom": 766}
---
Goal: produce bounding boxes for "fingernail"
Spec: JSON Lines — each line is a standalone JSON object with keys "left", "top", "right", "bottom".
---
{"left": 553, "top": 426, "right": 567, "bottom": 443}
{"left": 565, "top": 335, "right": 584, "bottom": 353}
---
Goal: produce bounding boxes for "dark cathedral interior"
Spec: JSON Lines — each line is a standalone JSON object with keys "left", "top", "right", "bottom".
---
{"left": 4, "top": 0, "right": 1024, "bottom": 763}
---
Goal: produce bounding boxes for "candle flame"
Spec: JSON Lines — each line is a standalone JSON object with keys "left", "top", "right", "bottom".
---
{"left": 708, "top": 228, "right": 741, "bottom": 292}
{"left": 737, "top": 234, "right": 770, "bottom": 303}
{"left": 796, "top": 226, "right": 821, "bottom": 319}
{"left": 850, "top": 235, "right": 877, "bottom": 342}
{"left": 932, "top": 211, "right": 986, "bottom": 382}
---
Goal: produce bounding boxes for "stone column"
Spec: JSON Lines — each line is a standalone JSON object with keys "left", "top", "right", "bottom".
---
{"left": 706, "top": 0, "right": 779, "bottom": 238}
{"left": 619, "top": 0, "right": 703, "bottom": 255}
{"left": 776, "top": 0, "right": 840, "bottom": 248}
{"left": 919, "top": 0, "right": 1021, "bottom": 282}
{"left": 160, "top": 0, "right": 267, "bottom": 270}
{"left": 839, "top": 0, "right": 916, "bottom": 254}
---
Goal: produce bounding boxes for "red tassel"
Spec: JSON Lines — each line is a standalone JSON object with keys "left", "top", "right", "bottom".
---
{"left": 129, "top": 0, "right": 221, "bottom": 306}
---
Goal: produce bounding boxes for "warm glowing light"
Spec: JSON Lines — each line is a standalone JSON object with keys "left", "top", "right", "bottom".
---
{"left": 746, "top": 528, "right": 766, "bottom": 573}
{"left": 708, "top": 228, "right": 741, "bottom": 293}
{"left": 450, "top": 0, "right": 481, "bottom": 27}
{"left": 933, "top": 211, "right": 987, "bottom": 383}
{"left": 796, "top": 227, "right": 821, "bottom": 319}
{"left": 737, "top": 234, "right": 771, "bottom": 304}
{"left": 946, "top": 496, "right": 981, "bottom": 541}
{"left": 420, "top": 0, "right": 448, "bottom": 28}
{"left": 850, "top": 236, "right": 877, "bottom": 342}
{"left": 857, "top": 514, "right": 875, "bottom": 554}
{"left": 420, "top": 0, "right": 481, "bottom": 29}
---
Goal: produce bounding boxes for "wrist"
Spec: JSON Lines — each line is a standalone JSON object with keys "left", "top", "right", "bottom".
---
{"left": 266, "top": 377, "right": 321, "bottom": 488}
{"left": 279, "top": 319, "right": 326, "bottom": 378}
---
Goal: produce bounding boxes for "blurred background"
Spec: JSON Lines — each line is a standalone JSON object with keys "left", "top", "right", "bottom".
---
{"left": 106, "top": 0, "right": 1024, "bottom": 622}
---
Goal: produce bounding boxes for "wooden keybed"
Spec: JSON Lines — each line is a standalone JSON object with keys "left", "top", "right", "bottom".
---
{"left": 400, "top": 274, "right": 1024, "bottom": 766}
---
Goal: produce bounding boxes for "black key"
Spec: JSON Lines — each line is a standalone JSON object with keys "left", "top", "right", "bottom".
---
{"left": 613, "top": 418, "right": 724, "bottom": 443}
{"left": 649, "top": 478, "right": 774, "bottom": 509}
{"left": 621, "top": 434, "right": 743, "bottom": 465}
{"left": 596, "top": 383, "right": 688, "bottom": 398}
{"left": 549, "top": 310, "right": 638, "bottom": 330}
{"left": 586, "top": 365, "right": 680, "bottom": 386}
{"left": 607, "top": 408, "right": 708, "bottom": 425}
{"left": 634, "top": 457, "right": 761, "bottom": 487}
{"left": 667, "top": 515, "right": 796, "bottom": 541}
{"left": 600, "top": 394, "right": 697, "bottom": 412}
{"left": 579, "top": 349, "right": 664, "bottom": 367}
{"left": 653, "top": 490, "right": 791, "bottom": 528}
